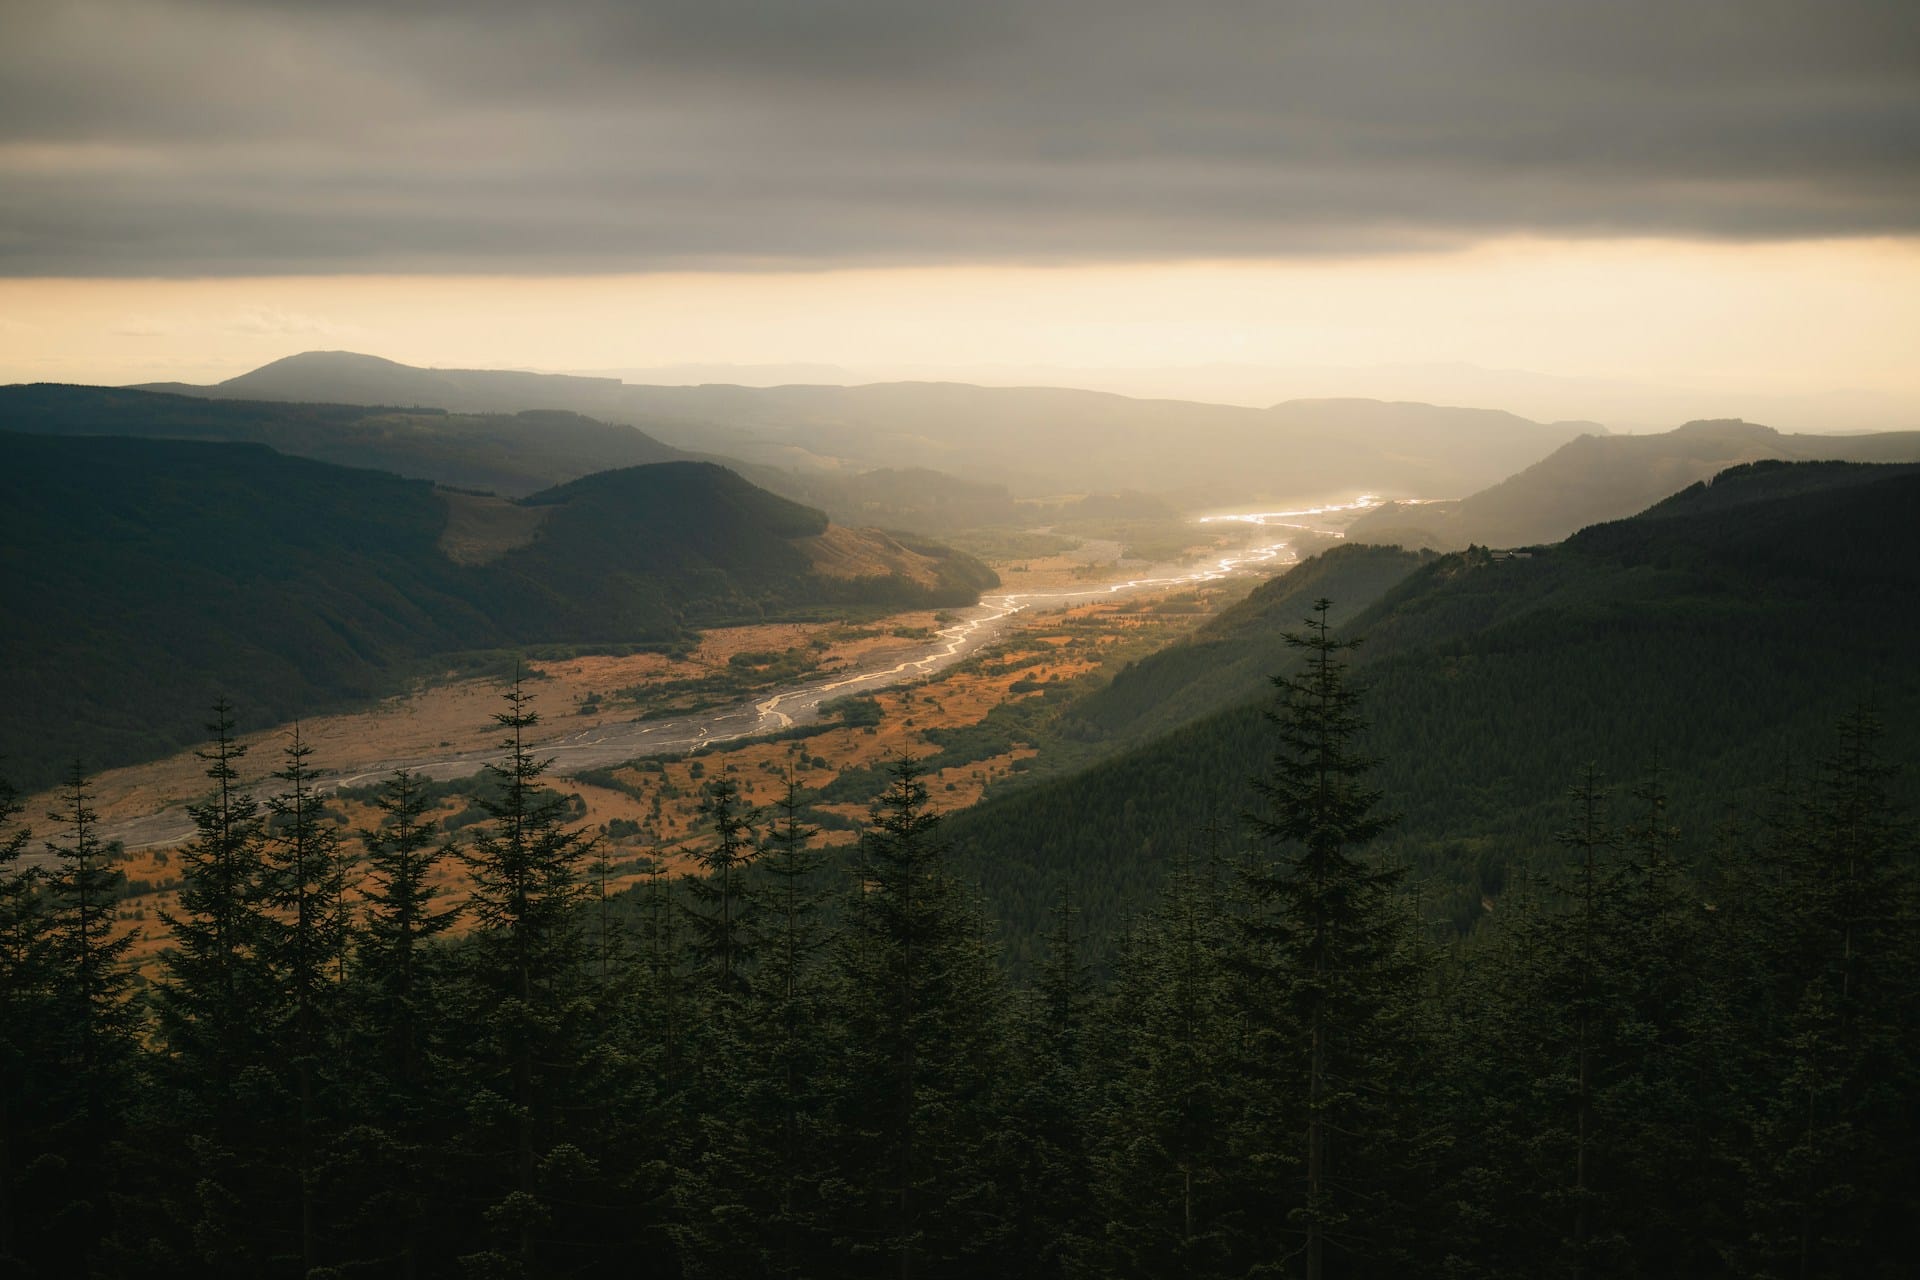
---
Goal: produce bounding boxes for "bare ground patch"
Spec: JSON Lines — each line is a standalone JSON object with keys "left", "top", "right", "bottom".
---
{"left": 436, "top": 489, "right": 551, "bottom": 564}
{"left": 797, "top": 525, "right": 943, "bottom": 587}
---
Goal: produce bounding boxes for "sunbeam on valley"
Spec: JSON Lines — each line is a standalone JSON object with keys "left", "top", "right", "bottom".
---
{"left": 2, "top": 3, "right": 1916, "bottom": 1278}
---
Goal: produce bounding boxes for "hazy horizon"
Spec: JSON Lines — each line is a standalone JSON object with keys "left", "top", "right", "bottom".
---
{"left": 4, "top": 1, "right": 1917, "bottom": 432}
{"left": 5, "top": 8, "right": 1919, "bottom": 1273}
{"left": 96, "top": 340, "right": 1920, "bottom": 437}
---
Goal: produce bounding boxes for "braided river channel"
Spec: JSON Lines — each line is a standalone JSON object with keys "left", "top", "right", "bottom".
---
{"left": 101, "top": 495, "right": 1409, "bottom": 850}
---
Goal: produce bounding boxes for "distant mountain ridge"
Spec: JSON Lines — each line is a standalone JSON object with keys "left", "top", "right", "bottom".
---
{"left": 0, "top": 433, "right": 994, "bottom": 785}
{"left": 0, "top": 383, "right": 689, "bottom": 497}
{"left": 1346, "top": 417, "right": 1920, "bottom": 549}
{"left": 133, "top": 350, "right": 1598, "bottom": 502}
{"left": 1639, "top": 456, "right": 1920, "bottom": 520}
{"left": 0, "top": 383, "right": 1023, "bottom": 534}
{"left": 143, "top": 350, "right": 631, "bottom": 414}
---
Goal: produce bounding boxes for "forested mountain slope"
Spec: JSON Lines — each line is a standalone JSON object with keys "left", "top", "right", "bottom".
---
{"left": 6, "top": 463, "right": 1914, "bottom": 1280}
{"left": 950, "top": 461, "right": 1920, "bottom": 965}
{"left": 5, "top": 382, "right": 1034, "bottom": 538}
{"left": 1347, "top": 418, "right": 1920, "bottom": 549}
{"left": 1639, "top": 455, "right": 1920, "bottom": 519}
{"left": 0, "top": 383, "right": 689, "bottom": 497}
{"left": 0, "top": 435, "right": 993, "bottom": 785}
{"left": 1063, "top": 542, "right": 1435, "bottom": 745}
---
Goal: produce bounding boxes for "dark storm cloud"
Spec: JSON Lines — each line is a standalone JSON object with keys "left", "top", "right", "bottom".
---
{"left": 1, "top": 0, "right": 1915, "bottom": 275}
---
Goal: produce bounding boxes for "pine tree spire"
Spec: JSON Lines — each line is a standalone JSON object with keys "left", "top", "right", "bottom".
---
{"left": 1241, "top": 598, "right": 1410, "bottom": 1279}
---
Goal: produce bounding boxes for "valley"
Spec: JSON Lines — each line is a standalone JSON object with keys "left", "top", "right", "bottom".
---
{"left": 10, "top": 13, "right": 1919, "bottom": 1273}
{"left": 6, "top": 363, "right": 1917, "bottom": 1277}
{"left": 21, "top": 452, "right": 1920, "bottom": 981}
{"left": 38, "top": 494, "right": 1393, "bottom": 965}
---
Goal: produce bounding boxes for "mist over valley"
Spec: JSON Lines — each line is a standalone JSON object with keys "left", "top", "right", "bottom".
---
{"left": 4, "top": 4, "right": 1918, "bottom": 1276}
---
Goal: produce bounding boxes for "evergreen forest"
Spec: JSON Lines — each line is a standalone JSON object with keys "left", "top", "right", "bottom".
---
{"left": 8, "top": 5, "right": 1918, "bottom": 1275}
{"left": 4, "top": 595, "right": 1914, "bottom": 1278}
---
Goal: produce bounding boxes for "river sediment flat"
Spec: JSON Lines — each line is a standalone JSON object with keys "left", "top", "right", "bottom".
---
{"left": 87, "top": 496, "right": 1401, "bottom": 852}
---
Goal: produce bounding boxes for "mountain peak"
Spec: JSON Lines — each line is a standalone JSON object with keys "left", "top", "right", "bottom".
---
{"left": 1669, "top": 417, "right": 1780, "bottom": 442}
{"left": 245, "top": 350, "right": 410, "bottom": 373}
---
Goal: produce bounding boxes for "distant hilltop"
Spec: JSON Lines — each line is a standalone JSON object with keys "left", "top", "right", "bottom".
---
{"left": 1346, "top": 418, "right": 1920, "bottom": 550}
{"left": 129, "top": 349, "right": 1602, "bottom": 503}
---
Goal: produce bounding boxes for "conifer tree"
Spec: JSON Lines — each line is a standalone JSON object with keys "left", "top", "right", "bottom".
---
{"left": 1007, "top": 887, "right": 1095, "bottom": 1277}
{"left": 760, "top": 766, "right": 831, "bottom": 1057}
{"left": 0, "top": 771, "right": 51, "bottom": 1273}
{"left": 150, "top": 702, "right": 284, "bottom": 1273}
{"left": 334, "top": 766, "right": 462, "bottom": 1277}
{"left": 617, "top": 852, "right": 696, "bottom": 1273}
{"left": 1088, "top": 837, "right": 1241, "bottom": 1279}
{"left": 1607, "top": 764, "right": 1711, "bottom": 1270}
{"left": 682, "top": 774, "right": 759, "bottom": 997}
{"left": 745, "top": 767, "right": 839, "bottom": 1274}
{"left": 256, "top": 727, "right": 350, "bottom": 1276}
{"left": 44, "top": 764, "right": 138, "bottom": 1114}
{"left": 1745, "top": 708, "right": 1919, "bottom": 1276}
{"left": 673, "top": 772, "right": 762, "bottom": 1276}
{"left": 678, "top": 767, "right": 839, "bottom": 1277}
{"left": 39, "top": 764, "right": 140, "bottom": 1270}
{"left": 355, "top": 767, "right": 459, "bottom": 1089}
{"left": 832, "top": 755, "right": 1009, "bottom": 1278}
{"left": 1239, "top": 598, "right": 1411, "bottom": 1279}
{"left": 1452, "top": 767, "right": 1636, "bottom": 1278}
{"left": 159, "top": 703, "right": 269, "bottom": 1102}
{"left": 587, "top": 841, "right": 623, "bottom": 985}
{"left": 455, "top": 677, "right": 597, "bottom": 1273}
{"left": 1558, "top": 766, "right": 1619, "bottom": 1279}
{"left": 0, "top": 767, "right": 142, "bottom": 1277}
{"left": 642, "top": 859, "right": 691, "bottom": 1107}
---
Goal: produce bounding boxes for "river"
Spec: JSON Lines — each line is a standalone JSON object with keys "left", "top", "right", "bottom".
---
{"left": 99, "top": 496, "right": 1396, "bottom": 849}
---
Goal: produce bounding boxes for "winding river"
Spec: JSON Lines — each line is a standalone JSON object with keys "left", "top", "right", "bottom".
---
{"left": 101, "top": 497, "right": 1396, "bottom": 850}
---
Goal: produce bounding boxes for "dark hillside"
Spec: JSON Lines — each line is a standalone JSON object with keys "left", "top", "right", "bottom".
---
{"left": 2, "top": 381, "right": 1031, "bottom": 539}
{"left": 949, "top": 463, "right": 1920, "bottom": 967}
{"left": 0, "top": 437, "right": 993, "bottom": 785}
{"left": 3, "top": 433, "right": 491, "bottom": 781}
{"left": 1065, "top": 542, "right": 1434, "bottom": 744}
{"left": 1638, "top": 456, "right": 1920, "bottom": 520}
{"left": 0, "top": 383, "right": 687, "bottom": 496}
{"left": 500, "top": 462, "right": 996, "bottom": 636}
{"left": 1348, "top": 418, "right": 1920, "bottom": 549}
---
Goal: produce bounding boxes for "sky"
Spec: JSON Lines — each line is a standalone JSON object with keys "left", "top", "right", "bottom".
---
{"left": 2, "top": 0, "right": 1917, "bottom": 424}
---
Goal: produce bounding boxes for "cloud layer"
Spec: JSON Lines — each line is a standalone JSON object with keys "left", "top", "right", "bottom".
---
{"left": 3, "top": 0, "right": 1915, "bottom": 275}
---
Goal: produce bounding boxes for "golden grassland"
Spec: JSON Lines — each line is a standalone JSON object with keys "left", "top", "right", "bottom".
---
{"left": 23, "top": 615, "right": 949, "bottom": 840}
{"left": 18, "top": 530, "right": 1265, "bottom": 973}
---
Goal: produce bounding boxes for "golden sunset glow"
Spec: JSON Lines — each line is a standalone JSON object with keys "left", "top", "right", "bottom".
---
{"left": 8, "top": 236, "right": 1919, "bottom": 429}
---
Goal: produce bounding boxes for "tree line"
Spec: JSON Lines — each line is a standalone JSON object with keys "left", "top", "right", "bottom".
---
{"left": 2, "top": 601, "right": 1915, "bottom": 1278}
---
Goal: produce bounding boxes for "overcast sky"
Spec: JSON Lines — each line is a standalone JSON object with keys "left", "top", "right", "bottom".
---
{"left": 6, "top": 0, "right": 1915, "bottom": 274}
{"left": 3, "top": 0, "right": 1917, "bottom": 415}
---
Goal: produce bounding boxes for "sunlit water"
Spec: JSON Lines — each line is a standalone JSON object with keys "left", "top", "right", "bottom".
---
{"left": 105, "top": 494, "right": 1411, "bottom": 849}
